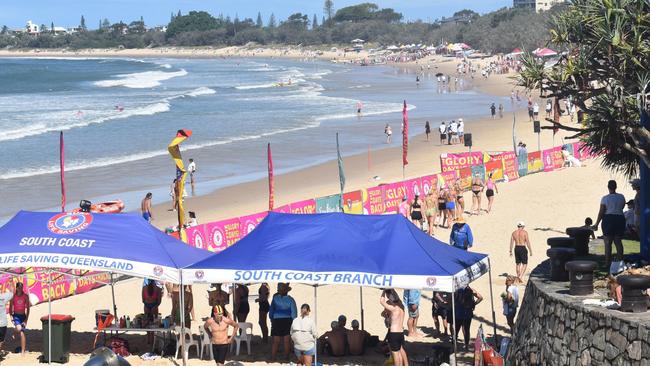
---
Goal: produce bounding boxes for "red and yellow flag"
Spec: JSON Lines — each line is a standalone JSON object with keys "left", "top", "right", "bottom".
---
{"left": 168, "top": 129, "right": 192, "bottom": 242}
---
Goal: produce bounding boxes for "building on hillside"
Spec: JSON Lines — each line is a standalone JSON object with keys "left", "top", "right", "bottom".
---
{"left": 52, "top": 27, "right": 67, "bottom": 35}
{"left": 513, "top": 0, "right": 566, "bottom": 12}
{"left": 26, "top": 20, "right": 40, "bottom": 34}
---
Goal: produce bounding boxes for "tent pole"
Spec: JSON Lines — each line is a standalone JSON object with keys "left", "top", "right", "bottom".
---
{"left": 487, "top": 258, "right": 498, "bottom": 345}
{"left": 314, "top": 285, "right": 318, "bottom": 366}
{"left": 451, "top": 289, "right": 457, "bottom": 366}
{"left": 110, "top": 273, "right": 118, "bottom": 321}
{"left": 179, "top": 274, "right": 187, "bottom": 366}
{"left": 48, "top": 269, "right": 52, "bottom": 365}
{"left": 359, "top": 286, "right": 364, "bottom": 331}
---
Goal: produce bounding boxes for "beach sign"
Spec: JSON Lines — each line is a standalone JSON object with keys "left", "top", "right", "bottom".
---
{"left": 205, "top": 218, "right": 241, "bottom": 252}
{"left": 403, "top": 178, "right": 423, "bottom": 200}
{"left": 440, "top": 152, "right": 484, "bottom": 173}
{"left": 290, "top": 199, "right": 317, "bottom": 214}
{"left": 501, "top": 151, "right": 520, "bottom": 181}
{"left": 527, "top": 151, "right": 543, "bottom": 174}
{"left": 186, "top": 225, "right": 207, "bottom": 250}
{"left": 342, "top": 190, "right": 364, "bottom": 214}
{"left": 363, "top": 186, "right": 385, "bottom": 215}
{"left": 382, "top": 183, "right": 408, "bottom": 213}
{"left": 420, "top": 174, "right": 438, "bottom": 196}
{"left": 458, "top": 167, "right": 473, "bottom": 191}
{"left": 483, "top": 153, "right": 505, "bottom": 181}
{"left": 316, "top": 194, "right": 342, "bottom": 213}
{"left": 239, "top": 212, "right": 267, "bottom": 236}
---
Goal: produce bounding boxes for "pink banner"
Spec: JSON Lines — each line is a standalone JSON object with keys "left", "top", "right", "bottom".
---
{"left": 186, "top": 224, "right": 208, "bottom": 250}
{"left": 575, "top": 141, "right": 597, "bottom": 160}
{"left": 363, "top": 186, "right": 385, "bottom": 215}
{"left": 439, "top": 170, "right": 459, "bottom": 188}
{"left": 290, "top": 199, "right": 317, "bottom": 214}
{"left": 551, "top": 147, "right": 565, "bottom": 170}
{"left": 274, "top": 204, "right": 291, "bottom": 213}
{"left": 440, "top": 152, "right": 484, "bottom": 172}
{"left": 501, "top": 151, "right": 520, "bottom": 181}
{"left": 543, "top": 148, "right": 555, "bottom": 172}
{"left": 205, "top": 218, "right": 241, "bottom": 252}
{"left": 403, "top": 178, "right": 423, "bottom": 200}
{"left": 0, "top": 270, "right": 110, "bottom": 305}
{"left": 382, "top": 183, "right": 408, "bottom": 213}
{"left": 239, "top": 212, "right": 268, "bottom": 236}
{"left": 420, "top": 174, "right": 438, "bottom": 196}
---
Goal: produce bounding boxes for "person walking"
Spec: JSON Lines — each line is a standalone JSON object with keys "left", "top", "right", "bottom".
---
{"left": 593, "top": 180, "right": 626, "bottom": 272}
{"left": 141, "top": 192, "right": 153, "bottom": 222}
{"left": 169, "top": 179, "right": 178, "bottom": 211}
{"left": 471, "top": 173, "right": 484, "bottom": 215}
{"left": 424, "top": 190, "right": 437, "bottom": 236}
{"left": 269, "top": 283, "right": 297, "bottom": 361}
{"left": 403, "top": 289, "right": 422, "bottom": 338}
{"left": 410, "top": 195, "right": 424, "bottom": 230}
{"left": 291, "top": 304, "right": 317, "bottom": 366}
{"left": 204, "top": 305, "right": 239, "bottom": 366}
{"left": 502, "top": 276, "right": 519, "bottom": 334}
{"left": 533, "top": 102, "right": 540, "bottom": 120}
{"left": 256, "top": 283, "right": 270, "bottom": 344}
{"left": 498, "top": 103, "right": 504, "bottom": 118}
{"left": 545, "top": 99, "right": 552, "bottom": 118}
{"left": 385, "top": 124, "right": 392, "bottom": 144}
{"left": 458, "top": 118, "right": 465, "bottom": 144}
{"left": 439, "top": 122, "right": 447, "bottom": 145}
{"left": 450, "top": 217, "right": 474, "bottom": 251}
{"left": 490, "top": 103, "right": 496, "bottom": 119}
{"left": 425, "top": 121, "right": 431, "bottom": 141}
{"left": 380, "top": 289, "right": 408, "bottom": 366}
{"left": 510, "top": 222, "right": 533, "bottom": 282}
{"left": 452, "top": 286, "right": 482, "bottom": 350}
{"left": 432, "top": 291, "right": 451, "bottom": 336}
{"left": 454, "top": 180, "right": 465, "bottom": 219}
{"left": 485, "top": 173, "right": 498, "bottom": 214}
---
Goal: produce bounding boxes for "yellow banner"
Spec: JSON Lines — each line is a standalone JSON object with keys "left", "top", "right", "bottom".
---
{"left": 168, "top": 129, "right": 192, "bottom": 242}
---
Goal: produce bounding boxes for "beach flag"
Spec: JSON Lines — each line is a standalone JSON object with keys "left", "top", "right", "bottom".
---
{"left": 553, "top": 97, "right": 561, "bottom": 135}
{"left": 402, "top": 100, "right": 409, "bottom": 166}
{"left": 268, "top": 143, "right": 274, "bottom": 211}
{"left": 60, "top": 131, "right": 65, "bottom": 212}
{"left": 336, "top": 133, "right": 346, "bottom": 210}
{"left": 168, "top": 129, "right": 192, "bottom": 243}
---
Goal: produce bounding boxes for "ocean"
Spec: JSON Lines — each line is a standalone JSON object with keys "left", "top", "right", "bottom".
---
{"left": 0, "top": 57, "right": 507, "bottom": 220}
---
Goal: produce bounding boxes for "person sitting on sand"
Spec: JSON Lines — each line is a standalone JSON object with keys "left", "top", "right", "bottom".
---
{"left": 205, "top": 305, "right": 239, "bottom": 366}
{"left": 379, "top": 289, "right": 408, "bottom": 366}
{"left": 347, "top": 319, "right": 370, "bottom": 356}
{"left": 318, "top": 321, "right": 346, "bottom": 357}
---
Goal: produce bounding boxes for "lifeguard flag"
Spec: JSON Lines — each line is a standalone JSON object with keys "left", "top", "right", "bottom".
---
{"left": 60, "top": 131, "right": 65, "bottom": 212}
{"left": 553, "top": 98, "right": 561, "bottom": 135}
{"left": 168, "top": 129, "right": 192, "bottom": 243}
{"left": 336, "top": 133, "right": 346, "bottom": 203}
{"left": 268, "top": 143, "right": 274, "bottom": 211}
{"left": 402, "top": 100, "right": 409, "bottom": 166}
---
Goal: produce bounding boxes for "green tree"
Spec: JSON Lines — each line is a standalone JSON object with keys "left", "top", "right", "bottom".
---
{"left": 324, "top": 0, "right": 335, "bottom": 23}
{"left": 40, "top": 24, "right": 48, "bottom": 33}
{"left": 51, "top": 22, "right": 55, "bottom": 34}
{"left": 102, "top": 18, "right": 111, "bottom": 30}
{"left": 312, "top": 14, "right": 319, "bottom": 29}
{"left": 517, "top": 0, "right": 650, "bottom": 176}
{"left": 80, "top": 15, "right": 87, "bottom": 31}
{"left": 256, "top": 12, "right": 263, "bottom": 27}
{"left": 166, "top": 11, "right": 220, "bottom": 39}
{"left": 333, "top": 3, "right": 379, "bottom": 22}
{"left": 268, "top": 13, "right": 276, "bottom": 28}
{"left": 453, "top": 9, "right": 479, "bottom": 19}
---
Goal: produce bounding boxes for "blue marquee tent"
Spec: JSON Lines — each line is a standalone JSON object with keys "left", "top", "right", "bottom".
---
{"left": 183, "top": 212, "right": 490, "bottom": 291}
{"left": 0, "top": 211, "right": 212, "bottom": 283}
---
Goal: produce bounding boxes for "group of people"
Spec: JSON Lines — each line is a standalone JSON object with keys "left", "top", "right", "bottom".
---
{"left": 438, "top": 120, "right": 464, "bottom": 145}
{"left": 490, "top": 103, "right": 504, "bottom": 119}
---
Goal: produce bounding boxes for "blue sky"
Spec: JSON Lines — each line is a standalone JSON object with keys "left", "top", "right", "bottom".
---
{"left": 0, "top": 0, "right": 511, "bottom": 29}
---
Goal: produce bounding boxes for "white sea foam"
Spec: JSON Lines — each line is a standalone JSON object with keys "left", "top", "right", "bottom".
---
{"left": 235, "top": 83, "right": 279, "bottom": 90}
{"left": 159, "top": 63, "right": 172, "bottom": 69}
{"left": 184, "top": 87, "right": 216, "bottom": 97}
{"left": 94, "top": 69, "right": 188, "bottom": 88}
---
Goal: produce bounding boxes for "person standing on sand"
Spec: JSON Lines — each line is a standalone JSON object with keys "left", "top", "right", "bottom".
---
{"left": 291, "top": 304, "right": 317, "bottom": 366}
{"left": 454, "top": 180, "right": 465, "bottom": 219}
{"left": 471, "top": 173, "right": 484, "bottom": 215}
{"left": 10, "top": 282, "right": 29, "bottom": 355}
{"left": 410, "top": 195, "right": 424, "bottom": 230}
{"left": 593, "top": 180, "right": 626, "bottom": 272}
{"left": 510, "top": 222, "right": 532, "bottom": 282}
{"left": 170, "top": 178, "right": 178, "bottom": 211}
{"left": 141, "top": 192, "right": 153, "bottom": 222}
{"left": 403, "top": 289, "right": 422, "bottom": 338}
{"left": 256, "top": 283, "right": 270, "bottom": 344}
{"left": 432, "top": 291, "right": 450, "bottom": 336}
{"left": 439, "top": 122, "right": 447, "bottom": 145}
{"left": 485, "top": 173, "right": 498, "bottom": 213}
{"left": 502, "top": 276, "right": 519, "bottom": 334}
{"left": 188, "top": 158, "right": 197, "bottom": 192}
{"left": 545, "top": 99, "right": 552, "bottom": 118}
{"left": 450, "top": 217, "right": 473, "bottom": 251}
{"left": 533, "top": 102, "right": 540, "bottom": 120}
{"left": 380, "top": 289, "right": 408, "bottom": 366}
{"left": 452, "top": 286, "right": 482, "bottom": 351}
{"left": 425, "top": 121, "right": 431, "bottom": 141}
{"left": 425, "top": 190, "right": 437, "bottom": 236}
{"left": 269, "top": 283, "right": 297, "bottom": 361}
{"left": 385, "top": 124, "right": 392, "bottom": 144}
{"left": 204, "top": 305, "right": 239, "bottom": 366}
{"left": 490, "top": 103, "right": 497, "bottom": 119}
{"left": 498, "top": 103, "right": 504, "bottom": 118}
{"left": 458, "top": 118, "right": 465, "bottom": 144}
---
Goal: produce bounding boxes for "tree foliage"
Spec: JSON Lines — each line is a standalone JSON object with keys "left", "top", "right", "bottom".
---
{"left": 166, "top": 11, "right": 221, "bottom": 39}
{"left": 517, "top": 0, "right": 650, "bottom": 177}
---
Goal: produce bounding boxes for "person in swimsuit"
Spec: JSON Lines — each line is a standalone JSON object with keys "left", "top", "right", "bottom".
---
{"left": 471, "top": 174, "right": 484, "bottom": 215}
{"left": 510, "top": 222, "right": 533, "bottom": 283}
{"left": 425, "top": 121, "right": 431, "bottom": 141}
{"left": 485, "top": 173, "right": 498, "bottom": 214}
{"left": 141, "top": 192, "right": 153, "bottom": 222}
{"left": 424, "top": 190, "right": 437, "bottom": 236}
{"left": 398, "top": 196, "right": 410, "bottom": 219}
{"left": 445, "top": 186, "right": 456, "bottom": 224}
{"left": 410, "top": 195, "right": 424, "bottom": 230}
{"left": 142, "top": 279, "right": 163, "bottom": 344}
{"left": 205, "top": 305, "right": 239, "bottom": 366}
{"left": 454, "top": 181, "right": 465, "bottom": 219}
{"left": 256, "top": 283, "right": 270, "bottom": 343}
{"left": 234, "top": 284, "right": 250, "bottom": 322}
{"left": 379, "top": 289, "right": 408, "bottom": 366}
{"left": 437, "top": 188, "right": 448, "bottom": 229}
{"left": 10, "top": 282, "right": 29, "bottom": 355}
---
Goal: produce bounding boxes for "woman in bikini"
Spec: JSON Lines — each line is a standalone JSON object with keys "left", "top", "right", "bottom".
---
{"left": 486, "top": 173, "right": 498, "bottom": 213}
{"left": 425, "top": 190, "right": 438, "bottom": 236}
{"left": 410, "top": 195, "right": 424, "bottom": 230}
{"left": 437, "top": 188, "right": 449, "bottom": 228}
{"left": 454, "top": 180, "right": 465, "bottom": 219}
{"left": 471, "top": 174, "right": 484, "bottom": 215}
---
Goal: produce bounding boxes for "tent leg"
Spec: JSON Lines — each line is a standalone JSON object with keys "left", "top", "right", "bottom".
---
{"left": 359, "top": 286, "right": 364, "bottom": 331}
{"left": 179, "top": 274, "right": 187, "bottom": 366}
{"left": 451, "top": 290, "right": 457, "bottom": 366}
{"left": 487, "top": 258, "right": 498, "bottom": 345}
{"left": 110, "top": 273, "right": 118, "bottom": 321}
{"left": 314, "top": 286, "right": 318, "bottom": 366}
{"left": 48, "top": 270, "right": 52, "bottom": 365}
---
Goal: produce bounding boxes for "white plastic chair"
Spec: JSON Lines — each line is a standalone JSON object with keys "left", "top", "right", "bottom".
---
{"left": 230, "top": 322, "right": 253, "bottom": 355}
{"left": 174, "top": 326, "right": 200, "bottom": 359}
{"left": 199, "top": 326, "right": 213, "bottom": 360}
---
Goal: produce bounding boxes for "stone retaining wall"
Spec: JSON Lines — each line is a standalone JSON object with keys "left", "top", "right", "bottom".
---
{"left": 506, "top": 260, "right": 650, "bottom": 366}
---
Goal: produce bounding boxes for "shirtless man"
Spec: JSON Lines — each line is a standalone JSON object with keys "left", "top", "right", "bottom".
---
{"left": 380, "top": 289, "right": 408, "bottom": 366}
{"left": 204, "top": 305, "right": 239, "bottom": 366}
{"left": 141, "top": 192, "right": 153, "bottom": 222}
{"left": 510, "top": 222, "right": 533, "bottom": 283}
{"left": 318, "top": 321, "right": 346, "bottom": 356}
{"left": 347, "top": 319, "right": 370, "bottom": 356}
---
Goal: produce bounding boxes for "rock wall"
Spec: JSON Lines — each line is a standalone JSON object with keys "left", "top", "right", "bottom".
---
{"left": 506, "top": 260, "right": 650, "bottom": 366}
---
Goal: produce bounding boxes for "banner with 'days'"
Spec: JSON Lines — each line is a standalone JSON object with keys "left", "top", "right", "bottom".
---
{"left": 290, "top": 199, "right": 317, "bottom": 214}
{"left": 440, "top": 152, "right": 484, "bottom": 172}
{"left": 420, "top": 175, "right": 438, "bottom": 196}
{"left": 501, "top": 151, "right": 520, "bottom": 181}
{"left": 205, "top": 218, "right": 241, "bottom": 252}
{"left": 527, "top": 151, "right": 543, "bottom": 173}
{"left": 239, "top": 212, "right": 267, "bottom": 236}
{"left": 363, "top": 186, "right": 385, "bottom": 215}
{"left": 186, "top": 225, "right": 208, "bottom": 250}
{"left": 382, "top": 183, "right": 408, "bottom": 213}
{"left": 484, "top": 153, "right": 505, "bottom": 181}
{"left": 343, "top": 190, "right": 365, "bottom": 214}
{"left": 315, "top": 194, "right": 342, "bottom": 213}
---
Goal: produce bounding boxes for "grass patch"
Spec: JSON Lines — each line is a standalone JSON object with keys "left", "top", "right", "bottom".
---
{"left": 590, "top": 239, "right": 640, "bottom": 255}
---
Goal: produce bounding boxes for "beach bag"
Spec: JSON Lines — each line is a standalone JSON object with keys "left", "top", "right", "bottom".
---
{"left": 451, "top": 224, "right": 471, "bottom": 249}
{"left": 109, "top": 336, "right": 130, "bottom": 357}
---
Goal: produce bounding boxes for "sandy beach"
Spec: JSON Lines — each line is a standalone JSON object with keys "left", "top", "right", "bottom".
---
{"left": 0, "top": 47, "right": 633, "bottom": 366}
